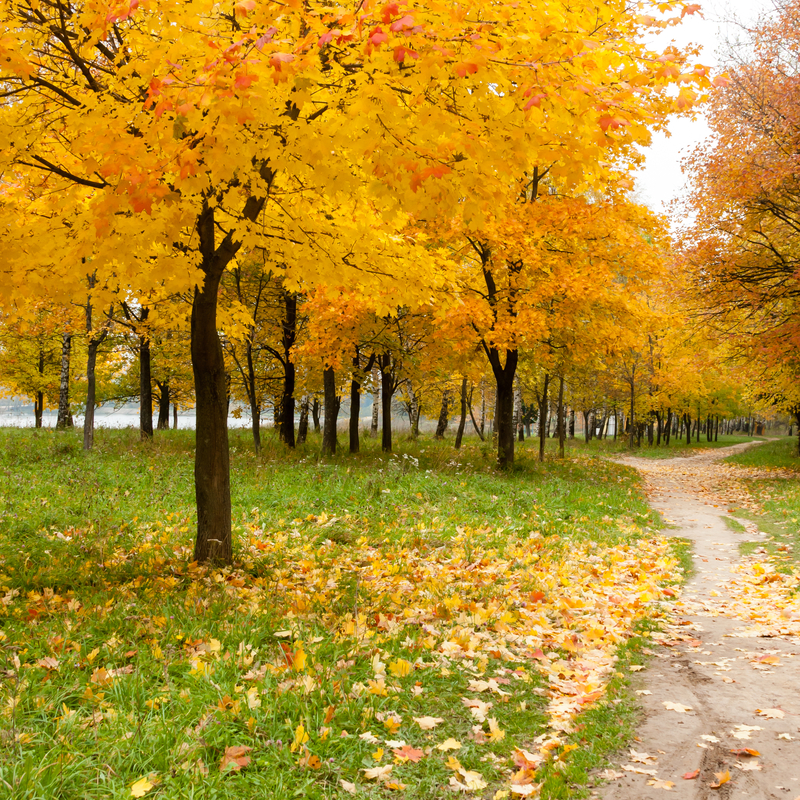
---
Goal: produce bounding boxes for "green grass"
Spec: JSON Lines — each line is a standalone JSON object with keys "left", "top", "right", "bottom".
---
{"left": 0, "top": 427, "right": 678, "bottom": 800}
{"left": 556, "top": 433, "right": 759, "bottom": 461}
{"left": 724, "top": 436, "right": 800, "bottom": 471}
{"left": 723, "top": 517, "right": 747, "bottom": 534}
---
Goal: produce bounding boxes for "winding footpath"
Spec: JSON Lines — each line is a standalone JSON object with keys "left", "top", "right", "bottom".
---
{"left": 596, "top": 443, "right": 800, "bottom": 800}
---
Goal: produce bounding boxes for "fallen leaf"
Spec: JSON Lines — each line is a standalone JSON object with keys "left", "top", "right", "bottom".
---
{"left": 362, "top": 765, "right": 393, "bottom": 781}
{"left": 388, "top": 658, "right": 413, "bottom": 678}
{"left": 599, "top": 769, "right": 624, "bottom": 780}
{"left": 734, "top": 760, "right": 762, "bottom": 772}
{"left": 629, "top": 749, "right": 656, "bottom": 764}
{"left": 709, "top": 770, "right": 731, "bottom": 789}
{"left": 622, "top": 764, "right": 657, "bottom": 776}
{"left": 636, "top": 690, "right": 652, "bottom": 696}
{"left": 756, "top": 707, "right": 785, "bottom": 719}
{"left": 340, "top": 780, "right": 357, "bottom": 795}
{"left": 392, "top": 745, "right": 424, "bottom": 763}
{"left": 647, "top": 779, "right": 675, "bottom": 790}
{"left": 682, "top": 769, "right": 700, "bottom": 780}
{"left": 436, "top": 738, "right": 463, "bottom": 751}
{"left": 663, "top": 701, "right": 692, "bottom": 713}
{"left": 413, "top": 716, "right": 443, "bottom": 730}
{"left": 220, "top": 745, "right": 252, "bottom": 772}
{"left": 730, "top": 748, "right": 760, "bottom": 757}
{"left": 130, "top": 778, "right": 153, "bottom": 798}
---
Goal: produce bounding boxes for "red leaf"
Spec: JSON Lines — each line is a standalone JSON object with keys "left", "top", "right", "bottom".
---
{"left": 220, "top": 745, "right": 252, "bottom": 772}
{"left": 682, "top": 769, "right": 700, "bottom": 780}
{"left": 393, "top": 745, "right": 424, "bottom": 762}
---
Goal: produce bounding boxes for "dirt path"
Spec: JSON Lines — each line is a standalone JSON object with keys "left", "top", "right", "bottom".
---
{"left": 595, "top": 443, "right": 800, "bottom": 800}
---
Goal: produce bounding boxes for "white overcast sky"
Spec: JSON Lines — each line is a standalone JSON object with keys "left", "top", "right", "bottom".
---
{"left": 634, "top": 0, "right": 773, "bottom": 217}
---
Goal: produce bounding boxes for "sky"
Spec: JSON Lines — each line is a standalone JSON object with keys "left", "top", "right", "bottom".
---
{"left": 633, "top": 0, "right": 773, "bottom": 217}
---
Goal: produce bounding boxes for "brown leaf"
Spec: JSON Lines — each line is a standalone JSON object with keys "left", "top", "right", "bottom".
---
{"left": 220, "top": 745, "right": 252, "bottom": 772}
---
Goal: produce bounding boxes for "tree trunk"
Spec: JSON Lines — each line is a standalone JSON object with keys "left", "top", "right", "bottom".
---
{"left": 480, "top": 381, "right": 486, "bottom": 439}
{"left": 484, "top": 347, "right": 518, "bottom": 467}
{"left": 665, "top": 408, "right": 672, "bottom": 445}
{"left": 370, "top": 367, "right": 380, "bottom": 437}
{"left": 139, "top": 332, "right": 153, "bottom": 441}
{"left": 538, "top": 374, "right": 549, "bottom": 463}
{"left": 173, "top": 403, "right": 178, "bottom": 430}
{"left": 380, "top": 353, "right": 393, "bottom": 453}
{"left": 349, "top": 358, "right": 361, "bottom": 454}
{"left": 409, "top": 383, "right": 421, "bottom": 439}
{"left": 191, "top": 243, "right": 232, "bottom": 564}
{"left": 715, "top": 415, "right": 719, "bottom": 442}
{"left": 321, "top": 367, "right": 338, "bottom": 455}
{"left": 467, "top": 387, "right": 485, "bottom": 442}
{"left": 628, "top": 375, "right": 635, "bottom": 450}
{"left": 557, "top": 376, "right": 565, "bottom": 458}
{"left": 56, "top": 333, "right": 72, "bottom": 430}
{"left": 278, "top": 291, "right": 297, "bottom": 448}
{"left": 686, "top": 414, "right": 691, "bottom": 445}
{"left": 454, "top": 378, "right": 467, "bottom": 449}
{"left": 583, "top": 410, "right": 591, "bottom": 443}
{"left": 570, "top": 409, "right": 575, "bottom": 439}
{"left": 297, "top": 397, "right": 309, "bottom": 444}
{"left": 156, "top": 381, "right": 171, "bottom": 431}
{"left": 312, "top": 398, "right": 321, "bottom": 432}
{"left": 250, "top": 401, "right": 261, "bottom": 454}
{"left": 435, "top": 390, "right": 450, "bottom": 439}
{"left": 34, "top": 391, "right": 43, "bottom": 429}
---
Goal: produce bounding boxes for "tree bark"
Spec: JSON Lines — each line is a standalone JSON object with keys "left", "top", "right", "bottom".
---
{"left": 298, "top": 397, "right": 309, "bottom": 444}
{"left": 380, "top": 353, "right": 393, "bottom": 453}
{"left": 312, "top": 398, "right": 321, "bottom": 432}
{"left": 191, "top": 205, "right": 233, "bottom": 565}
{"left": 321, "top": 366, "right": 339, "bottom": 455}
{"left": 454, "top": 377, "right": 467, "bottom": 449}
{"left": 557, "top": 376, "right": 565, "bottom": 458}
{"left": 277, "top": 290, "right": 297, "bottom": 448}
{"left": 156, "top": 381, "right": 171, "bottom": 430}
{"left": 173, "top": 403, "right": 178, "bottom": 430}
{"left": 349, "top": 357, "right": 362, "bottom": 455}
{"left": 56, "top": 333, "right": 73, "bottom": 429}
{"left": 538, "top": 374, "right": 549, "bottom": 463}
{"left": 435, "top": 390, "right": 450, "bottom": 439}
{"left": 139, "top": 329, "right": 153, "bottom": 441}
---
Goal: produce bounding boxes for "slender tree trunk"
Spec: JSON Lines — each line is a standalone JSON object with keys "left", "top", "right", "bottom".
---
{"left": 321, "top": 367, "right": 338, "bottom": 455}
{"left": 655, "top": 411, "right": 661, "bottom": 445}
{"left": 570, "top": 409, "right": 575, "bottom": 439}
{"left": 665, "top": 408, "right": 672, "bottom": 446}
{"left": 628, "top": 375, "right": 635, "bottom": 450}
{"left": 34, "top": 391, "right": 43, "bottom": 429}
{"left": 312, "top": 398, "right": 321, "bottom": 432}
{"left": 297, "top": 397, "right": 309, "bottom": 444}
{"left": 467, "top": 386, "right": 485, "bottom": 442}
{"left": 686, "top": 414, "right": 691, "bottom": 446}
{"left": 370, "top": 367, "right": 380, "bottom": 437}
{"left": 715, "top": 415, "right": 719, "bottom": 442}
{"left": 278, "top": 291, "right": 297, "bottom": 448}
{"left": 173, "top": 403, "right": 178, "bottom": 430}
{"left": 250, "top": 401, "right": 261, "bottom": 454}
{"left": 349, "top": 357, "right": 362, "bottom": 454}
{"left": 435, "top": 390, "right": 450, "bottom": 439}
{"left": 557, "top": 376, "right": 565, "bottom": 458}
{"left": 454, "top": 377, "right": 467, "bottom": 449}
{"left": 409, "top": 383, "right": 421, "bottom": 439}
{"left": 480, "top": 380, "right": 486, "bottom": 439}
{"left": 538, "top": 374, "right": 549, "bottom": 463}
{"left": 83, "top": 280, "right": 103, "bottom": 449}
{"left": 380, "top": 354, "right": 393, "bottom": 453}
{"left": 56, "top": 333, "right": 72, "bottom": 430}
{"left": 139, "top": 333, "right": 153, "bottom": 441}
{"left": 156, "top": 381, "right": 171, "bottom": 430}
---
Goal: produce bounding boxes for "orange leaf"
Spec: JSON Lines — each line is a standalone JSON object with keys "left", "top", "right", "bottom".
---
{"left": 709, "top": 770, "right": 730, "bottom": 789}
{"left": 682, "top": 769, "right": 699, "bottom": 780}
{"left": 730, "top": 748, "right": 759, "bottom": 757}
{"left": 220, "top": 745, "right": 252, "bottom": 772}
{"left": 393, "top": 745, "right": 424, "bottom": 763}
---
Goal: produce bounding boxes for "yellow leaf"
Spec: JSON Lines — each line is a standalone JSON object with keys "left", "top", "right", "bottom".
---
{"left": 130, "top": 777, "right": 153, "bottom": 797}
{"left": 290, "top": 724, "right": 310, "bottom": 752}
{"left": 388, "top": 658, "right": 413, "bottom": 678}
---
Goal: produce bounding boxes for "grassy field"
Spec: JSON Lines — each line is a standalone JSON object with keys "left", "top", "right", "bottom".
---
{"left": 0, "top": 427, "right": 682, "bottom": 799}
{"left": 555, "top": 432, "right": 760, "bottom": 460}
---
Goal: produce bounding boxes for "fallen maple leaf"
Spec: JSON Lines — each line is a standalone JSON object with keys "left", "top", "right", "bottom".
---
{"left": 709, "top": 770, "right": 731, "bottom": 789}
{"left": 663, "top": 701, "right": 692, "bottom": 713}
{"left": 756, "top": 707, "right": 785, "bottom": 719}
{"left": 363, "top": 765, "right": 392, "bottom": 781}
{"left": 682, "top": 769, "right": 700, "bottom": 780}
{"left": 647, "top": 779, "right": 675, "bottom": 790}
{"left": 730, "top": 747, "right": 760, "bottom": 757}
{"left": 392, "top": 745, "right": 424, "bottom": 763}
{"left": 413, "top": 716, "right": 443, "bottom": 730}
{"left": 220, "top": 745, "right": 252, "bottom": 772}
{"left": 340, "top": 780, "right": 357, "bottom": 795}
{"left": 130, "top": 777, "right": 153, "bottom": 797}
{"left": 436, "top": 738, "right": 462, "bottom": 751}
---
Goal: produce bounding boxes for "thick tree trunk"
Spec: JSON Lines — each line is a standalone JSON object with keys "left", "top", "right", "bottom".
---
{"left": 538, "top": 374, "right": 549, "bottom": 463}
{"left": 380, "top": 354, "right": 393, "bottom": 453}
{"left": 557, "top": 376, "right": 565, "bottom": 458}
{"left": 191, "top": 205, "right": 233, "bottom": 565}
{"left": 156, "top": 381, "right": 171, "bottom": 430}
{"left": 56, "top": 333, "right": 72, "bottom": 430}
{"left": 454, "top": 378, "right": 467, "bottom": 449}
{"left": 297, "top": 397, "right": 309, "bottom": 444}
{"left": 435, "top": 390, "right": 450, "bottom": 439}
{"left": 139, "top": 333, "right": 153, "bottom": 440}
{"left": 484, "top": 347, "right": 517, "bottom": 467}
{"left": 321, "top": 367, "right": 339, "bottom": 455}
{"left": 84, "top": 337, "right": 100, "bottom": 449}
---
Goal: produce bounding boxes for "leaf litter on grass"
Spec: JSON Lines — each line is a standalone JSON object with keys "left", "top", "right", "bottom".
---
{"left": 0, "top": 514, "right": 679, "bottom": 798}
